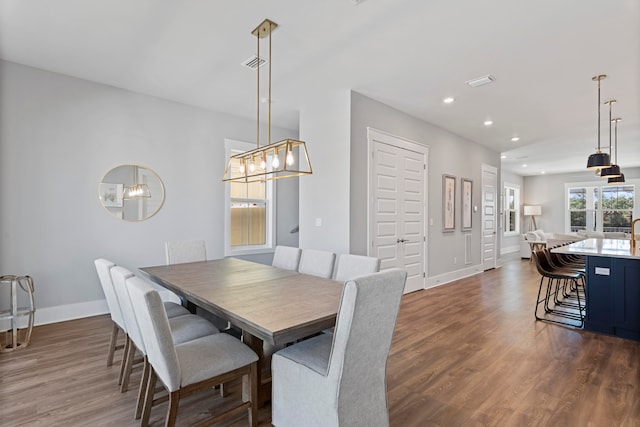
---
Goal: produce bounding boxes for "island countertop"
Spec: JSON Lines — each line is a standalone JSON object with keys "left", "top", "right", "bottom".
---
{"left": 552, "top": 238, "right": 640, "bottom": 260}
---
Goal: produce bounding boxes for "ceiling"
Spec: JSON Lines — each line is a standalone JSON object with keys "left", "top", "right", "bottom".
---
{"left": 1, "top": 0, "right": 638, "bottom": 177}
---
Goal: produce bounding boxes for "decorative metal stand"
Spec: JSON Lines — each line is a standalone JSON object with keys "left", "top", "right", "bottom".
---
{"left": 0, "top": 275, "right": 35, "bottom": 352}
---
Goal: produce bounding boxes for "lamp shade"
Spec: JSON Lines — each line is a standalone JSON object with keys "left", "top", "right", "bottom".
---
{"left": 523, "top": 205, "right": 542, "bottom": 216}
{"left": 608, "top": 173, "right": 625, "bottom": 184}
{"left": 600, "top": 164, "right": 621, "bottom": 178}
{"left": 586, "top": 151, "right": 611, "bottom": 169}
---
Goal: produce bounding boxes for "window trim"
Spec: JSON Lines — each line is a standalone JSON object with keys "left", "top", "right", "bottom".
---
{"left": 503, "top": 183, "right": 520, "bottom": 236}
{"left": 224, "top": 138, "right": 276, "bottom": 257}
{"left": 564, "top": 179, "right": 637, "bottom": 234}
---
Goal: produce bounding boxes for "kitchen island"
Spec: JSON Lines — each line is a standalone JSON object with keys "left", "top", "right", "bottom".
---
{"left": 554, "top": 238, "right": 640, "bottom": 340}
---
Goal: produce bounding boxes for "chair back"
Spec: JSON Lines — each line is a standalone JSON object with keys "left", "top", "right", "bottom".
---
{"left": 110, "top": 266, "right": 145, "bottom": 354}
{"left": 94, "top": 258, "right": 125, "bottom": 330}
{"left": 327, "top": 268, "right": 406, "bottom": 424}
{"left": 333, "top": 254, "right": 381, "bottom": 282}
{"left": 127, "top": 276, "right": 181, "bottom": 392}
{"left": 272, "top": 246, "right": 302, "bottom": 271}
{"left": 298, "top": 249, "right": 336, "bottom": 279}
{"left": 165, "top": 240, "right": 206, "bottom": 265}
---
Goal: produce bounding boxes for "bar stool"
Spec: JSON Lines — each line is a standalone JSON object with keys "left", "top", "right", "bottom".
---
{"left": 0, "top": 275, "right": 35, "bottom": 352}
{"left": 532, "top": 250, "right": 584, "bottom": 328}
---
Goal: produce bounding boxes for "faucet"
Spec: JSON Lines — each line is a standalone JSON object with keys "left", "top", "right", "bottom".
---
{"left": 632, "top": 218, "right": 640, "bottom": 251}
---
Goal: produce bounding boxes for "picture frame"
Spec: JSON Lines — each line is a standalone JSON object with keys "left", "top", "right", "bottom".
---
{"left": 462, "top": 178, "right": 473, "bottom": 231}
{"left": 100, "top": 182, "right": 124, "bottom": 207}
{"left": 442, "top": 174, "right": 456, "bottom": 232}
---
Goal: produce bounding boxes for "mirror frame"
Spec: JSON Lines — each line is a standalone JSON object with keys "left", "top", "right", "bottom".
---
{"left": 98, "top": 164, "right": 165, "bottom": 222}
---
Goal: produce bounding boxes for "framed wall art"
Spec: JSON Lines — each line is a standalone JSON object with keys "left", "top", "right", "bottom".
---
{"left": 461, "top": 178, "right": 473, "bottom": 231}
{"left": 442, "top": 174, "right": 456, "bottom": 232}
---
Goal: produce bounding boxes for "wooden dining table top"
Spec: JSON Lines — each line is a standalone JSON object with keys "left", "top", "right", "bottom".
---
{"left": 139, "top": 257, "right": 343, "bottom": 346}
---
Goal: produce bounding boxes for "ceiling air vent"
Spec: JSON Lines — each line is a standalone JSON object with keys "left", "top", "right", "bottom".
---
{"left": 241, "top": 55, "right": 267, "bottom": 70}
{"left": 466, "top": 74, "right": 495, "bottom": 88}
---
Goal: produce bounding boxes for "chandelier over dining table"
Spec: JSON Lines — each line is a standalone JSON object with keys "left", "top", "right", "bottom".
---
{"left": 223, "top": 19, "right": 312, "bottom": 183}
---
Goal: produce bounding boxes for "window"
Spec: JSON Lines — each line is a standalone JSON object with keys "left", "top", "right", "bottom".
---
{"left": 503, "top": 184, "right": 520, "bottom": 235}
{"left": 566, "top": 183, "right": 635, "bottom": 233}
{"left": 224, "top": 139, "right": 275, "bottom": 256}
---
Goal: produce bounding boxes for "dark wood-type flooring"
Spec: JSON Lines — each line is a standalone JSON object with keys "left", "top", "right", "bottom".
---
{"left": 2, "top": 253, "right": 640, "bottom": 426}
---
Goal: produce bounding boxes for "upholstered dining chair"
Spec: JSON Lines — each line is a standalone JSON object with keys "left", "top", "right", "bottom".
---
{"left": 127, "top": 276, "right": 259, "bottom": 427}
{"left": 164, "top": 239, "right": 206, "bottom": 265}
{"left": 111, "top": 267, "right": 220, "bottom": 419}
{"left": 298, "top": 249, "right": 336, "bottom": 279}
{"left": 271, "top": 268, "right": 407, "bottom": 427}
{"left": 272, "top": 246, "right": 302, "bottom": 271}
{"left": 94, "top": 258, "right": 126, "bottom": 368}
{"left": 333, "top": 253, "right": 381, "bottom": 282}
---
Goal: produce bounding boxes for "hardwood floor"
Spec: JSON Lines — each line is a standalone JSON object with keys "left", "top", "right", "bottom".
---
{"left": 2, "top": 254, "right": 640, "bottom": 426}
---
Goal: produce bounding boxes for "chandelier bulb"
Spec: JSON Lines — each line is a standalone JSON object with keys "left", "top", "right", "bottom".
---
{"left": 286, "top": 149, "right": 294, "bottom": 166}
{"left": 249, "top": 160, "right": 255, "bottom": 173}
{"left": 272, "top": 154, "right": 280, "bottom": 168}
{"left": 239, "top": 159, "right": 246, "bottom": 174}
{"left": 260, "top": 154, "right": 266, "bottom": 170}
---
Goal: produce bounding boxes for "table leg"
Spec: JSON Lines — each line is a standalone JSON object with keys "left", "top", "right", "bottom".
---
{"left": 241, "top": 331, "right": 271, "bottom": 406}
{"left": 11, "top": 279, "right": 17, "bottom": 350}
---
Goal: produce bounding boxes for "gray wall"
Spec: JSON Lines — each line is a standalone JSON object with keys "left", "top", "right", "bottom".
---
{"left": 349, "top": 92, "right": 500, "bottom": 278}
{"left": 0, "top": 60, "right": 298, "bottom": 321}
{"left": 523, "top": 167, "right": 640, "bottom": 233}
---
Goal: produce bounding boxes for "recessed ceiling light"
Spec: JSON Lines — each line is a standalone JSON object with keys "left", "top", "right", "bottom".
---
{"left": 511, "top": 136, "right": 520, "bottom": 142}
{"left": 501, "top": 154, "right": 507, "bottom": 159}
{"left": 484, "top": 120, "right": 493, "bottom": 126}
{"left": 443, "top": 97, "right": 455, "bottom": 104}
{"left": 522, "top": 164, "right": 528, "bottom": 168}
{"left": 541, "top": 171, "right": 546, "bottom": 174}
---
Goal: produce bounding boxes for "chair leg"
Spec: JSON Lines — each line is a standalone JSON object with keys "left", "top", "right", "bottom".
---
{"left": 118, "top": 336, "right": 130, "bottom": 385}
{"left": 121, "top": 339, "right": 137, "bottom": 392}
{"left": 166, "top": 390, "right": 180, "bottom": 427}
{"left": 107, "top": 323, "right": 119, "bottom": 367}
{"left": 135, "top": 356, "right": 151, "bottom": 420}
{"left": 141, "top": 369, "right": 157, "bottom": 427}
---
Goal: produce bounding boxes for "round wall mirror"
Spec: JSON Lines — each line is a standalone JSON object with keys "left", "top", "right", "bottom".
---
{"left": 98, "top": 164, "right": 165, "bottom": 221}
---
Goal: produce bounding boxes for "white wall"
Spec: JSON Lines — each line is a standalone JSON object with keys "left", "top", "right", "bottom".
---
{"left": 349, "top": 92, "right": 500, "bottom": 280}
{"left": 298, "top": 90, "right": 351, "bottom": 254}
{"left": 0, "top": 60, "right": 298, "bottom": 324}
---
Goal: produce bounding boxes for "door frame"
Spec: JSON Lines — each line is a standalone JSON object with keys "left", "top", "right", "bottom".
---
{"left": 481, "top": 163, "right": 498, "bottom": 270}
{"left": 366, "top": 127, "right": 429, "bottom": 288}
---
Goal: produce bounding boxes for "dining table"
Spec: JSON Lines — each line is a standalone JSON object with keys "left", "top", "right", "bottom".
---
{"left": 138, "top": 257, "right": 343, "bottom": 404}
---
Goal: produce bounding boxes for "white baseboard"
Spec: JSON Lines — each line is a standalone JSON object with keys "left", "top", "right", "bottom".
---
{"left": 34, "top": 299, "right": 108, "bottom": 326}
{"left": 425, "top": 264, "right": 484, "bottom": 289}
{"left": 500, "top": 245, "right": 520, "bottom": 255}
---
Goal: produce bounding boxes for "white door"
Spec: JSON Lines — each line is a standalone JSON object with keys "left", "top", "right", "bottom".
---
{"left": 368, "top": 129, "right": 428, "bottom": 294}
{"left": 481, "top": 164, "right": 498, "bottom": 270}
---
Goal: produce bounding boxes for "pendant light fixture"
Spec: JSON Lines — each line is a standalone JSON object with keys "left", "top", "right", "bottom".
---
{"left": 586, "top": 74, "right": 611, "bottom": 170}
{"left": 223, "top": 19, "right": 312, "bottom": 183}
{"left": 123, "top": 165, "right": 151, "bottom": 200}
{"left": 607, "top": 117, "right": 625, "bottom": 184}
{"left": 600, "top": 99, "right": 621, "bottom": 178}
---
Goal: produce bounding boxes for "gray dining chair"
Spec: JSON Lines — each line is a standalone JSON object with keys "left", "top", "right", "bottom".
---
{"left": 333, "top": 253, "right": 381, "bottom": 282}
{"left": 272, "top": 245, "right": 302, "bottom": 271}
{"left": 271, "top": 268, "right": 407, "bottom": 427}
{"left": 127, "top": 276, "right": 259, "bottom": 427}
{"left": 111, "top": 267, "right": 220, "bottom": 419}
{"left": 94, "top": 258, "right": 126, "bottom": 367}
{"left": 164, "top": 239, "right": 207, "bottom": 265}
{"left": 298, "top": 248, "right": 336, "bottom": 279}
